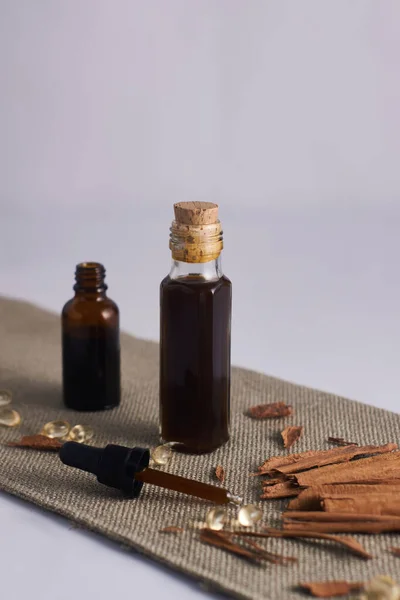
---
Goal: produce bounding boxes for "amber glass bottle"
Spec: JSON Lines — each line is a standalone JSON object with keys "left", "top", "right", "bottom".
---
{"left": 62, "top": 262, "right": 120, "bottom": 411}
{"left": 160, "top": 202, "right": 231, "bottom": 453}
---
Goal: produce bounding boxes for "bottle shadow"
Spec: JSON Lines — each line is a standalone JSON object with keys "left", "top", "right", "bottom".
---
{"left": 2, "top": 373, "right": 63, "bottom": 408}
{"left": 0, "top": 371, "right": 160, "bottom": 447}
{"left": 99, "top": 418, "right": 160, "bottom": 448}
{"left": 2, "top": 372, "right": 160, "bottom": 447}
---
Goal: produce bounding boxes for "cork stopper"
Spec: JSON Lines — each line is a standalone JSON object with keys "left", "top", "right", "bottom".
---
{"left": 174, "top": 202, "right": 219, "bottom": 226}
{"left": 170, "top": 202, "right": 223, "bottom": 263}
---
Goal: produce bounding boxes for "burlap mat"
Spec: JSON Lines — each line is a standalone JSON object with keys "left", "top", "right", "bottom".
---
{"left": 0, "top": 297, "right": 399, "bottom": 599}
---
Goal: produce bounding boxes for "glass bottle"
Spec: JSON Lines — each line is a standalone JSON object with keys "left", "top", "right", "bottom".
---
{"left": 62, "top": 262, "right": 120, "bottom": 411}
{"left": 160, "top": 202, "right": 231, "bottom": 453}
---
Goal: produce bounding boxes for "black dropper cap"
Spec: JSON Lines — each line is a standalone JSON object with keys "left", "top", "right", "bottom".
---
{"left": 60, "top": 442, "right": 150, "bottom": 497}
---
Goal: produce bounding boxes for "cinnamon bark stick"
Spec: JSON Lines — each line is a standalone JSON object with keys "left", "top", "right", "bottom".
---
{"left": 199, "top": 529, "right": 260, "bottom": 561}
{"left": 276, "top": 443, "right": 397, "bottom": 476}
{"left": 288, "top": 483, "right": 400, "bottom": 511}
{"left": 294, "top": 451, "right": 400, "bottom": 487}
{"left": 283, "top": 511, "right": 400, "bottom": 523}
{"left": 299, "top": 581, "right": 364, "bottom": 598}
{"left": 260, "top": 481, "right": 300, "bottom": 499}
{"left": 216, "top": 530, "right": 296, "bottom": 565}
{"left": 262, "top": 476, "right": 287, "bottom": 486}
{"left": 281, "top": 426, "right": 303, "bottom": 449}
{"left": 200, "top": 529, "right": 293, "bottom": 565}
{"left": 288, "top": 488, "right": 322, "bottom": 511}
{"left": 391, "top": 547, "right": 400, "bottom": 557}
{"left": 258, "top": 443, "right": 396, "bottom": 477}
{"left": 322, "top": 494, "right": 400, "bottom": 516}
{"left": 259, "top": 445, "right": 399, "bottom": 500}
{"left": 229, "top": 527, "right": 372, "bottom": 559}
{"left": 258, "top": 449, "right": 322, "bottom": 475}
{"left": 240, "top": 537, "right": 296, "bottom": 565}
{"left": 283, "top": 519, "right": 400, "bottom": 534}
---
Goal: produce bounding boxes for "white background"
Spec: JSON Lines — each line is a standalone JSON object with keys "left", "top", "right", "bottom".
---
{"left": 1, "top": 2, "right": 400, "bottom": 599}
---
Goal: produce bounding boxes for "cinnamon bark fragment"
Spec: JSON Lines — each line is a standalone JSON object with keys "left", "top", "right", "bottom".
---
{"left": 261, "top": 476, "right": 287, "bottom": 486}
{"left": 199, "top": 529, "right": 261, "bottom": 562}
{"left": 159, "top": 526, "right": 184, "bottom": 533}
{"left": 260, "top": 481, "right": 300, "bottom": 499}
{"left": 257, "top": 449, "right": 320, "bottom": 474}
{"left": 391, "top": 547, "right": 400, "bottom": 557}
{"left": 322, "top": 494, "right": 400, "bottom": 516}
{"left": 328, "top": 436, "right": 358, "bottom": 447}
{"left": 246, "top": 402, "right": 292, "bottom": 419}
{"left": 216, "top": 530, "right": 295, "bottom": 565}
{"left": 229, "top": 527, "right": 372, "bottom": 559}
{"left": 6, "top": 434, "right": 63, "bottom": 451}
{"left": 288, "top": 488, "right": 319, "bottom": 511}
{"left": 258, "top": 443, "right": 396, "bottom": 477}
{"left": 288, "top": 483, "right": 400, "bottom": 511}
{"left": 277, "top": 443, "right": 397, "bottom": 476}
{"left": 259, "top": 444, "right": 399, "bottom": 500}
{"left": 281, "top": 426, "right": 303, "bottom": 449}
{"left": 215, "top": 465, "right": 225, "bottom": 483}
{"left": 240, "top": 537, "right": 296, "bottom": 565}
{"left": 283, "top": 519, "right": 400, "bottom": 534}
{"left": 283, "top": 511, "right": 400, "bottom": 523}
{"left": 299, "top": 581, "right": 364, "bottom": 598}
{"left": 294, "top": 451, "right": 400, "bottom": 487}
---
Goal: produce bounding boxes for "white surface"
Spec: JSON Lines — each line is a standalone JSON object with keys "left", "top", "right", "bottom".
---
{"left": 1, "top": 0, "right": 400, "bottom": 211}
{"left": 1, "top": 1, "right": 400, "bottom": 598}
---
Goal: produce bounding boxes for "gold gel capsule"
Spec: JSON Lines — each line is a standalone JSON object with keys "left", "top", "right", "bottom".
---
{"left": 205, "top": 507, "right": 226, "bottom": 531}
{"left": 0, "top": 390, "right": 12, "bottom": 406}
{"left": 361, "top": 576, "right": 400, "bottom": 600}
{"left": 237, "top": 504, "right": 263, "bottom": 527}
{"left": 0, "top": 407, "right": 21, "bottom": 427}
{"left": 41, "top": 420, "right": 70, "bottom": 439}
{"left": 151, "top": 445, "right": 173, "bottom": 465}
{"left": 68, "top": 424, "right": 94, "bottom": 443}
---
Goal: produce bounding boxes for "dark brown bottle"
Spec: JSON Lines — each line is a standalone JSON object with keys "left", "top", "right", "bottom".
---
{"left": 160, "top": 202, "right": 231, "bottom": 453}
{"left": 62, "top": 262, "right": 120, "bottom": 411}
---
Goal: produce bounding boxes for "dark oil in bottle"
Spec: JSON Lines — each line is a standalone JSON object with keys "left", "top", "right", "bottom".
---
{"left": 62, "top": 325, "right": 120, "bottom": 411}
{"left": 160, "top": 274, "right": 231, "bottom": 453}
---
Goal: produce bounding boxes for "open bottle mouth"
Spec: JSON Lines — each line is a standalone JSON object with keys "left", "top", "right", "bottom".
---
{"left": 78, "top": 262, "right": 103, "bottom": 270}
{"left": 74, "top": 262, "right": 107, "bottom": 292}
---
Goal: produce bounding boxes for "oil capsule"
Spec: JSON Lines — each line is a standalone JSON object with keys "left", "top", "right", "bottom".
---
{"left": 237, "top": 504, "right": 263, "bottom": 527}
{"left": 151, "top": 445, "right": 173, "bottom": 466}
{"left": 41, "top": 420, "right": 70, "bottom": 439}
{"left": 68, "top": 424, "right": 94, "bottom": 443}
{"left": 205, "top": 507, "right": 226, "bottom": 531}
{"left": 0, "top": 390, "right": 12, "bottom": 406}
{"left": 0, "top": 407, "right": 21, "bottom": 427}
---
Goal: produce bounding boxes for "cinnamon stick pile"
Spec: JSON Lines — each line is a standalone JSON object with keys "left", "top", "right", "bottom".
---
{"left": 257, "top": 442, "right": 400, "bottom": 533}
{"left": 199, "top": 528, "right": 297, "bottom": 566}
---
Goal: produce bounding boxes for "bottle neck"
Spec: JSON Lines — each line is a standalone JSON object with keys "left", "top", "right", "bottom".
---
{"left": 169, "top": 219, "right": 223, "bottom": 264}
{"left": 169, "top": 257, "right": 223, "bottom": 281}
{"left": 74, "top": 262, "right": 108, "bottom": 296}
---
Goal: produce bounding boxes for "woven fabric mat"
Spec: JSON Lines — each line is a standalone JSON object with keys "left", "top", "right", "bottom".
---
{"left": 0, "top": 297, "right": 399, "bottom": 599}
